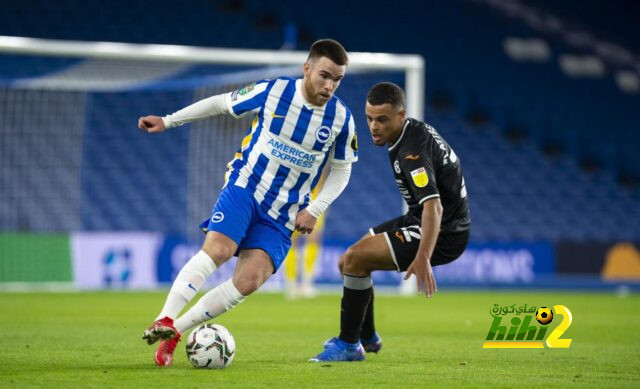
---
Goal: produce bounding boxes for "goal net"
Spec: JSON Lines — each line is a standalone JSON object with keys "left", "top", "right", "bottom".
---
{"left": 0, "top": 36, "right": 423, "bottom": 287}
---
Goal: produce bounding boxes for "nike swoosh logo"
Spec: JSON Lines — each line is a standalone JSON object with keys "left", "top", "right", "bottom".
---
{"left": 205, "top": 311, "right": 214, "bottom": 318}
{"left": 272, "top": 113, "right": 286, "bottom": 119}
{"left": 405, "top": 154, "right": 420, "bottom": 160}
{"left": 188, "top": 283, "right": 197, "bottom": 292}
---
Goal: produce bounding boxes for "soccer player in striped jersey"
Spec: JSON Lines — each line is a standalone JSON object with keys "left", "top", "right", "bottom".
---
{"left": 137, "top": 39, "right": 357, "bottom": 366}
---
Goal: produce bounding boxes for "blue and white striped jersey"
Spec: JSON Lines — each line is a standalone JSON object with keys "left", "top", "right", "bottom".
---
{"left": 223, "top": 77, "right": 358, "bottom": 230}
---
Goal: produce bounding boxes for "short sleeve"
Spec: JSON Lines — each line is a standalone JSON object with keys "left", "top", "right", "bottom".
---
{"left": 225, "top": 79, "right": 271, "bottom": 118}
{"left": 331, "top": 111, "right": 358, "bottom": 163}
{"left": 402, "top": 146, "right": 439, "bottom": 204}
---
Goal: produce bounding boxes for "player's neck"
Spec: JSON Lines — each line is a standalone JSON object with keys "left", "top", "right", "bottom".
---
{"left": 387, "top": 121, "right": 408, "bottom": 148}
{"left": 387, "top": 128, "right": 404, "bottom": 146}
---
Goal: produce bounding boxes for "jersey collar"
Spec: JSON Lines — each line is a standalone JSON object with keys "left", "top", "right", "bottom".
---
{"left": 388, "top": 119, "right": 410, "bottom": 151}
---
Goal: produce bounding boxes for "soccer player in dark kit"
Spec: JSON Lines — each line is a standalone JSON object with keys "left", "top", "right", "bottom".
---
{"left": 310, "top": 82, "right": 471, "bottom": 362}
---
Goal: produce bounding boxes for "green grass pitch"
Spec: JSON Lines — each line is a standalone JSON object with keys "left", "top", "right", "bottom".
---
{"left": 1, "top": 290, "right": 638, "bottom": 387}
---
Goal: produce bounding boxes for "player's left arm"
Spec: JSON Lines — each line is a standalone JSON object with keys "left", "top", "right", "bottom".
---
{"left": 295, "top": 161, "right": 352, "bottom": 234}
{"left": 405, "top": 197, "right": 442, "bottom": 298}
{"left": 296, "top": 113, "right": 358, "bottom": 234}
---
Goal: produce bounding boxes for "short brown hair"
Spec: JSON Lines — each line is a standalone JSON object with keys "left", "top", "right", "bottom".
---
{"left": 308, "top": 39, "right": 349, "bottom": 66}
{"left": 367, "top": 82, "right": 405, "bottom": 109}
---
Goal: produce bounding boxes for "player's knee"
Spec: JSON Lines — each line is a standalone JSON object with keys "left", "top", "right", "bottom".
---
{"left": 340, "top": 246, "right": 365, "bottom": 274}
{"left": 202, "top": 243, "right": 234, "bottom": 263}
{"left": 233, "top": 271, "right": 266, "bottom": 295}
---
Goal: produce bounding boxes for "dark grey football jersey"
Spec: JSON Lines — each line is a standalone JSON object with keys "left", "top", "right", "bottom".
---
{"left": 387, "top": 118, "right": 470, "bottom": 233}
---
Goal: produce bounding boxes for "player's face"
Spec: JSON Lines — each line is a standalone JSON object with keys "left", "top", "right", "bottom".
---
{"left": 303, "top": 57, "right": 346, "bottom": 106}
{"left": 365, "top": 102, "right": 406, "bottom": 146}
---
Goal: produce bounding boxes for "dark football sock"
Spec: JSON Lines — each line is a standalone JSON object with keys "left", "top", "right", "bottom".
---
{"left": 339, "top": 274, "right": 372, "bottom": 344}
{"left": 360, "top": 288, "right": 376, "bottom": 340}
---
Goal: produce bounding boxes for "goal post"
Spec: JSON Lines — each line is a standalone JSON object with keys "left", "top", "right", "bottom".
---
{"left": 0, "top": 34, "right": 425, "bottom": 237}
{"left": 0, "top": 35, "right": 425, "bottom": 119}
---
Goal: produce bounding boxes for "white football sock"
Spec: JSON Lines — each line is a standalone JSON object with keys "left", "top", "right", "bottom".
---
{"left": 156, "top": 250, "right": 216, "bottom": 320}
{"left": 174, "top": 279, "right": 246, "bottom": 333}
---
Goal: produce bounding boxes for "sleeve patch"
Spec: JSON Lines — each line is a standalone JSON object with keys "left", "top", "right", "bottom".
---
{"left": 350, "top": 133, "right": 358, "bottom": 151}
{"left": 238, "top": 82, "right": 256, "bottom": 96}
{"left": 410, "top": 167, "right": 429, "bottom": 187}
{"left": 231, "top": 82, "right": 256, "bottom": 101}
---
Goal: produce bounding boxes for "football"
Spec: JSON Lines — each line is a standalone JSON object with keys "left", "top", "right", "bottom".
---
{"left": 185, "top": 324, "right": 235, "bottom": 369}
{"left": 536, "top": 307, "right": 553, "bottom": 325}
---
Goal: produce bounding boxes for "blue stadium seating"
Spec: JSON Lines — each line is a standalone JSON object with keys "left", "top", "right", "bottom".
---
{"left": 0, "top": 0, "right": 638, "bottom": 243}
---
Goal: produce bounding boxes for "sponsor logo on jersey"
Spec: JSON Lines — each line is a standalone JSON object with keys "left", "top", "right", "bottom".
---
{"left": 410, "top": 167, "right": 429, "bottom": 187}
{"left": 268, "top": 138, "right": 316, "bottom": 168}
{"left": 315, "top": 126, "right": 332, "bottom": 144}
{"left": 211, "top": 212, "right": 224, "bottom": 223}
{"left": 405, "top": 154, "right": 420, "bottom": 160}
{"left": 394, "top": 160, "right": 401, "bottom": 174}
{"left": 395, "top": 179, "right": 411, "bottom": 199}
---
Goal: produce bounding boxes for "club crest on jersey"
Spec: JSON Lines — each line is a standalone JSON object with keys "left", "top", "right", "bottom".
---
{"left": 211, "top": 212, "right": 224, "bottom": 223}
{"left": 394, "top": 160, "right": 401, "bottom": 174}
{"left": 410, "top": 167, "right": 429, "bottom": 187}
{"left": 315, "top": 126, "right": 331, "bottom": 144}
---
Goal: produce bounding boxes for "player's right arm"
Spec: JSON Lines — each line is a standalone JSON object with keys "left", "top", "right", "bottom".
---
{"left": 138, "top": 115, "right": 167, "bottom": 132}
{"left": 401, "top": 134, "right": 441, "bottom": 297}
{"left": 405, "top": 197, "right": 442, "bottom": 298}
{"left": 137, "top": 80, "right": 270, "bottom": 133}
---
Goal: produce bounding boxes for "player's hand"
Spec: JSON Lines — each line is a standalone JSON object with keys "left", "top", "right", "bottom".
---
{"left": 138, "top": 115, "right": 166, "bottom": 133}
{"left": 294, "top": 209, "right": 317, "bottom": 234}
{"left": 405, "top": 254, "right": 437, "bottom": 298}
